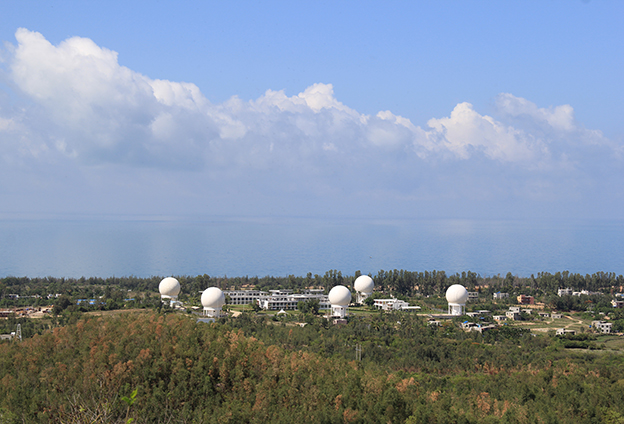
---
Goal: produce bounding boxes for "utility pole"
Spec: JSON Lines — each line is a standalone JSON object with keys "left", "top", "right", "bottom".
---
{"left": 355, "top": 343, "right": 362, "bottom": 361}
{"left": 16, "top": 324, "right": 22, "bottom": 342}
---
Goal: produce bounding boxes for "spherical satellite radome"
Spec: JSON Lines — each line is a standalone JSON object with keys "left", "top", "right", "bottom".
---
{"left": 446, "top": 284, "right": 468, "bottom": 304}
{"left": 201, "top": 287, "right": 225, "bottom": 308}
{"left": 159, "top": 277, "right": 181, "bottom": 297}
{"left": 328, "top": 285, "right": 352, "bottom": 306}
{"left": 354, "top": 275, "right": 374, "bottom": 294}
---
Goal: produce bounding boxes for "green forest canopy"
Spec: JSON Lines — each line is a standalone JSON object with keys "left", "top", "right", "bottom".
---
{"left": 1, "top": 309, "right": 624, "bottom": 423}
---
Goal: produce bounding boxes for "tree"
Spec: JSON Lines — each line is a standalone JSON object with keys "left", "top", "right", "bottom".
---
{"left": 52, "top": 295, "right": 72, "bottom": 315}
{"left": 297, "top": 299, "right": 320, "bottom": 315}
{"left": 250, "top": 301, "right": 261, "bottom": 312}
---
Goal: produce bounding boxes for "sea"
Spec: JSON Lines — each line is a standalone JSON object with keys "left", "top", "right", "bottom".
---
{"left": 1, "top": 217, "right": 623, "bottom": 279}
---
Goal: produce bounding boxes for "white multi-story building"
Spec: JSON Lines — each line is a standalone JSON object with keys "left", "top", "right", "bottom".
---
{"left": 256, "top": 290, "right": 330, "bottom": 311}
{"left": 223, "top": 290, "right": 268, "bottom": 305}
{"left": 591, "top": 321, "right": 612, "bottom": 333}
{"left": 493, "top": 292, "right": 509, "bottom": 300}
{"left": 558, "top": 288, "right": 573, "bottom": 297}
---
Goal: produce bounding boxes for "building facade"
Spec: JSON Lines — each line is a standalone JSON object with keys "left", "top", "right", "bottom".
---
{"left": 517, "top": 295, "right": 535, "bottom": 305}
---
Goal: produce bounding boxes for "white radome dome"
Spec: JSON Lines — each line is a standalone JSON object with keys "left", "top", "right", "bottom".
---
{"left": 201, "top": 287, "right": 225, "bottom": 308}
{"left": 328, "top": 285, "right": 352, "bottom": 306}
{"left": 159, "top": 277, "right": 181, "bottom": 297}
{"left": 446, "top": 284, "right": 468, "bottom": 304}
{"left": 354, "top": 275, "right": 374, "bottom": 294}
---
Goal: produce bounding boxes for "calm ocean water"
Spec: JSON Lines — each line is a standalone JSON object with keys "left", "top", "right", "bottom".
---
{"left": 1, "top": 217, "right": 623, "bottom": 279}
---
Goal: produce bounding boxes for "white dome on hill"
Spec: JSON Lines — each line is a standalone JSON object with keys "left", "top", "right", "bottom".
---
{"left": 329, "top": 285, "right": 352, "bottom": 306}
{"left": 201, "top": 287, "right": 225, "bottom": 309}
{"left": 354, "top": 275, "right": 374, "bottom": 294}
{"left": 446, "top": 284, "right": 468, "bottom": 316}
{"left": 446, "top": 284, "right": 468, "bottom": 304}
{"left": 159, "top": 277, "right": 180, "bottom": 298}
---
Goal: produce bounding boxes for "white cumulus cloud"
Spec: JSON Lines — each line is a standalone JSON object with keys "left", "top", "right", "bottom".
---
{"left": 0, "top": 28, "right": 622, "bottom": 219}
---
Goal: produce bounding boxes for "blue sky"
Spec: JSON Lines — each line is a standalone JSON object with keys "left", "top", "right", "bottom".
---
{"left": 1, "top": 1, "right": 623, "bottom": 221}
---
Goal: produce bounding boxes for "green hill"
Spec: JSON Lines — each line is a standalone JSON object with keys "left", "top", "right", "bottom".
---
{"left": 1, "top": 311, "right": 624, "bottom": 423}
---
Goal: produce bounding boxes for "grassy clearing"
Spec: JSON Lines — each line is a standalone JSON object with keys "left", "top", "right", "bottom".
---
{"left": 597, "top": 335, "right": 624, "bottom": 351}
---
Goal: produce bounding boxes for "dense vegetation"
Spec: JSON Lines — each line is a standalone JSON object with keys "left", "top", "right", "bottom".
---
{"left": 2, "top": 271, "right": 624, "bottom": 422}
{"left": 2, "top": 310, "right": 624, "bottom": 423}
{"left": 2, "top": 269, "right": 623, "bottom": 304}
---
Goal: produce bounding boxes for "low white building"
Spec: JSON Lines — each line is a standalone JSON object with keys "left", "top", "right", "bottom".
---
{"left": 558, "top": 288, "right": 573, "bottom": 297}
{"left": 573, "top": 290, "right": 602, "bottom": 296}
{"left": 493, "top": 292, "right": 509, "bottom": 300}
{"left": 257, "top": 290, "right": 330, "bottom": 311}
{"left": 506, "top": 311, "right": 520, "bottom": 320}
{"left": 467, "top": 292, "right": 479, "bottom": 302}
{"left": 611, "top": 299, "right": 624, "bottom": 308}
{"left": 466, "top": 310, "right": 492, "bottom": 317}
{"left": 373, "top": 298, "right": 411, "bottom": 311}
{"left": 462, "top": 323, "right": 496, "bottom": 333}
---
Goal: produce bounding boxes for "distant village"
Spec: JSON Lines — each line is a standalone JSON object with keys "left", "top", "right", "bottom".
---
{"left": 3, "top": 274, "right": 624, "bottom": 342}
{"left": 154, "top": 276, "right": 624, "bottom": 336}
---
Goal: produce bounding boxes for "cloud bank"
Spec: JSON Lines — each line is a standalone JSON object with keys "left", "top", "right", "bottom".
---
{"left": 0, "top": 29, "right": 622, "bottom": 219}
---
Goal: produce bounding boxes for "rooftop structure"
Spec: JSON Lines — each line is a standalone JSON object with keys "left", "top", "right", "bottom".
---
{"left": 201, "top": 287, "right": 226, "bottom": 318}
{"left": 354, "top": 275, "right": 374, "bottom": 304}
{"left": 328, "top": 285, "right": 351, "bottom": 318}
{"left": 159, "top": 277, "right": 181, "bottom": 307}
{"left": 446, "top": 284, "right": 468, "bottom": 316}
